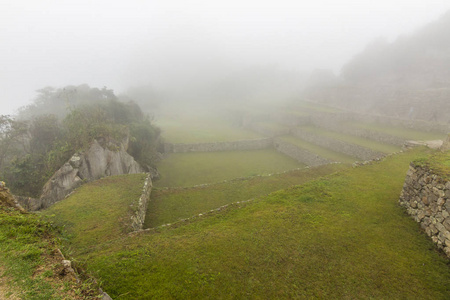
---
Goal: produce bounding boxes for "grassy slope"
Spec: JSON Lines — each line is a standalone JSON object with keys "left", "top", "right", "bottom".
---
{"left": 299, "top": 125, "right": 401, "bottom": 153}
{"left": 345, "top": 121, "right": 447, "bottom": 141}
{"left": 280, "top": 135, "right": 357, "bottom": 163}
{"left": 51, "top": 147, "right": 450, "bottom": 299}
{"left": 43, "top": 174, "right": 147, "bottom": 253}
{"left": 154, "top": 150, "right": 305, "bottom": 187}
{"left": 146, "top": 164, "right": 348, "bottom": 228}
{"left": 0, "top": 204, "right": 98, "bottom": 299}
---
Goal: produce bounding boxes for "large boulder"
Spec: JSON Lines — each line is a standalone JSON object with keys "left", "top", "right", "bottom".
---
{"left": 37, "top": 138, "right": 143, "bottom": 210}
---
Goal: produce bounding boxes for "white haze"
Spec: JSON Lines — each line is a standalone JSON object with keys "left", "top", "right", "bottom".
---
{"left": 1, "top": 0, "right": 449, "bottom": 115}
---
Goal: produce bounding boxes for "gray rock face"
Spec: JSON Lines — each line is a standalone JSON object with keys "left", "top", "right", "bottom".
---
{"left": 37, "top": 139, "right": 143, "bottom": 210}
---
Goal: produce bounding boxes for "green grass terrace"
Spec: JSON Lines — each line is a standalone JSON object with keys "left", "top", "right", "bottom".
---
{"left": 154, "top": 149, "right": 305, "bottom": 188}
{"left": 343, "top": 121, "right": 447, "bottom": 141}
{"left": 298, "top": 125, "right": 402, "bottom": 153}
{"left": 44, "top": 147, "right": 450, "bottom": 299}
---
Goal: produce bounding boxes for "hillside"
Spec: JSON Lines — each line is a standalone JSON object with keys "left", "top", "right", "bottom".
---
{"left": 44, "top": 147, "right": 450, "bottom": 299}
{"left": 306, "top": 11, "right": 450, "bottom": 122}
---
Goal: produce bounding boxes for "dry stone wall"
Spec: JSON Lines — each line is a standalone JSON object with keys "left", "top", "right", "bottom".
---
{"left": 164, "top": 138, "right": 273, "bottom": 153}
{"left": 291, "top": 128, "right": 384, "bottom": 161}
{"left": 129, "top": 173, "right": 152, "bottom": 231}
{"left": 399, "top": 163, "right": 450, "bottom": 257}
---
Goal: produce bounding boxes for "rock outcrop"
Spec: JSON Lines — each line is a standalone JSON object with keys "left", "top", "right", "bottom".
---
{"left": 0, "top": 181, "right": 27, "bottom": 213}
{"left": 33, "top": 138, "right": 143, "bottom": 210}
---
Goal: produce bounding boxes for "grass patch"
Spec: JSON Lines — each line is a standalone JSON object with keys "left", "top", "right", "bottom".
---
{"left": 299, "top": 125, "right": 401, "bottom": 153}
{"left": 413, "top": 150, "right": 450, "bottom": 180}
{"left": 154, "top": 150, "right": 305, "bottom": 187}
{"left": 345, "top": 121, "right": 446, "bottom": 141}
{"left": 50, "top": 147, "right": 450, "bottom": 299}
{"left": 42, "top": 173, "right": 147, "bottom": 254}
{"left": 156, "top": 116, "right": 261, "bottom": 143}
{"left": 0, "top": 205, "right": 99, "bottom": 299}
{"left": 280, "top": 135, "right": 357, "bottom": 163}
{"left": 146, "top": 164, "right": 348, "bottom": 228}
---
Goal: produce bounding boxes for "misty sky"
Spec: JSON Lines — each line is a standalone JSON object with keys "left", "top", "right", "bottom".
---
{"left": 1, "top": 0, "right": 450, "bottom": 115}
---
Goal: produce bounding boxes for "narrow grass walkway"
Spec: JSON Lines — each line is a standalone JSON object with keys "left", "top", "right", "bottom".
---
{"left": 54, "top": 147, "right": 450, "bottom": 299}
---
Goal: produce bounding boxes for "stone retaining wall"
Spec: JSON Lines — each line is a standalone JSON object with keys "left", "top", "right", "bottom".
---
{"left": 163, "top": 138, "right": 273, "bottom": 153}
{"left": 273, "top": 139, "right": 332, "bottom": 166}
{"left": 291, "top": 128, "right": 384, "bottom": 161}
{"left": 129, "top": 173, "right": 152, "bottom": 231}
{"left": 399, "top": 164, "right": 450, "bottom": 257}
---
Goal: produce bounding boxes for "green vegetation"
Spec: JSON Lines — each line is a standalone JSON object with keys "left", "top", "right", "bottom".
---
{"left": 45, "top": 147, "right": 450, "bottom": 299}
{"left": 345, "top": 121, "right": 446, "bottom": 141}
{"left": 146, "top": 164, "right": 348, "bottom": 228}
{"left": 0, "top": 86, "right": 160, "bottom": 197}
{"left": 154, "top": 150, "right": 305, "bottom": 187}
{"left": 43, "top": 173, "right": 147, "bottom": 252}
{"left": 0, "top": 204, "right": 99, "bottom": 299}
{"left": 280, "top": 135, "right": 357, "bottom": 163}
{"left": 298, "top": 125, "right": 401, "bottom": 153}
{"left": 156, "top": 116, "right": 260, "bottom": 143}
{"left": 413, "top": 150, "right": 450, "bottom": 180}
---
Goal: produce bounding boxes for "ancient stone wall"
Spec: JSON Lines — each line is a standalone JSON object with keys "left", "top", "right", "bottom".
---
{"left": 129, "top": 173, "right": 152, "bottom": 231}
{"left": 399, "top": 164, "right": 450, "bottom": 257}
{"left": 273, "top": 139, "right": 332, "bottom": 166}
{"left": 164, "top": 138, "right": 273, "bottom": 153}
{"left": 291, "top": 128, "right": 384, "bottom": 161}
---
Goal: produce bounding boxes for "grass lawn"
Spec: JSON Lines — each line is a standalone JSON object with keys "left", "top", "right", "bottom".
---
{"left": 0, "top": 204, "right": 99, "bottom": 299}
{"left": 156, "top": 116, "right": 261, "bottom": 143}
{"left": 344, "top": 121, "right": 447, "bottom": 141}
{"left": 146, "top": 163, "right": 348, "bottom": 228}
{"left": 47, "top": 146, "right": 450, "bottom": 299}
{"left": 280, "top": 135, "right": 357, "bottom": 164}
{"left": 42, "top": 173, "right": 147, "bottom": 252}
{"left": 154, "top": 150, "right": 305, "bottom": 187}
{"left": 298, "top": 125, "right": 401, "bottom": 153}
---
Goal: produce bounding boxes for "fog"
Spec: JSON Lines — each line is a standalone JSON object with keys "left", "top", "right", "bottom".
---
{"left": 1, "top": 0, "right": 450, "bottom": 115}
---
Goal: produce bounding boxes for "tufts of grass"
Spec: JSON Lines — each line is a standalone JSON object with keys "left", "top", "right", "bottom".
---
{"left": 50, "top": 147, "right": 450, "bottom": 299}
{"left": 0, "top": 205, "right": 99, "bottom": 299}
{"left": 154, "top": 149, "right": 305, "bottom": 187}
{"left": 146, "top": 163, "right": 348, "bottom": 228}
